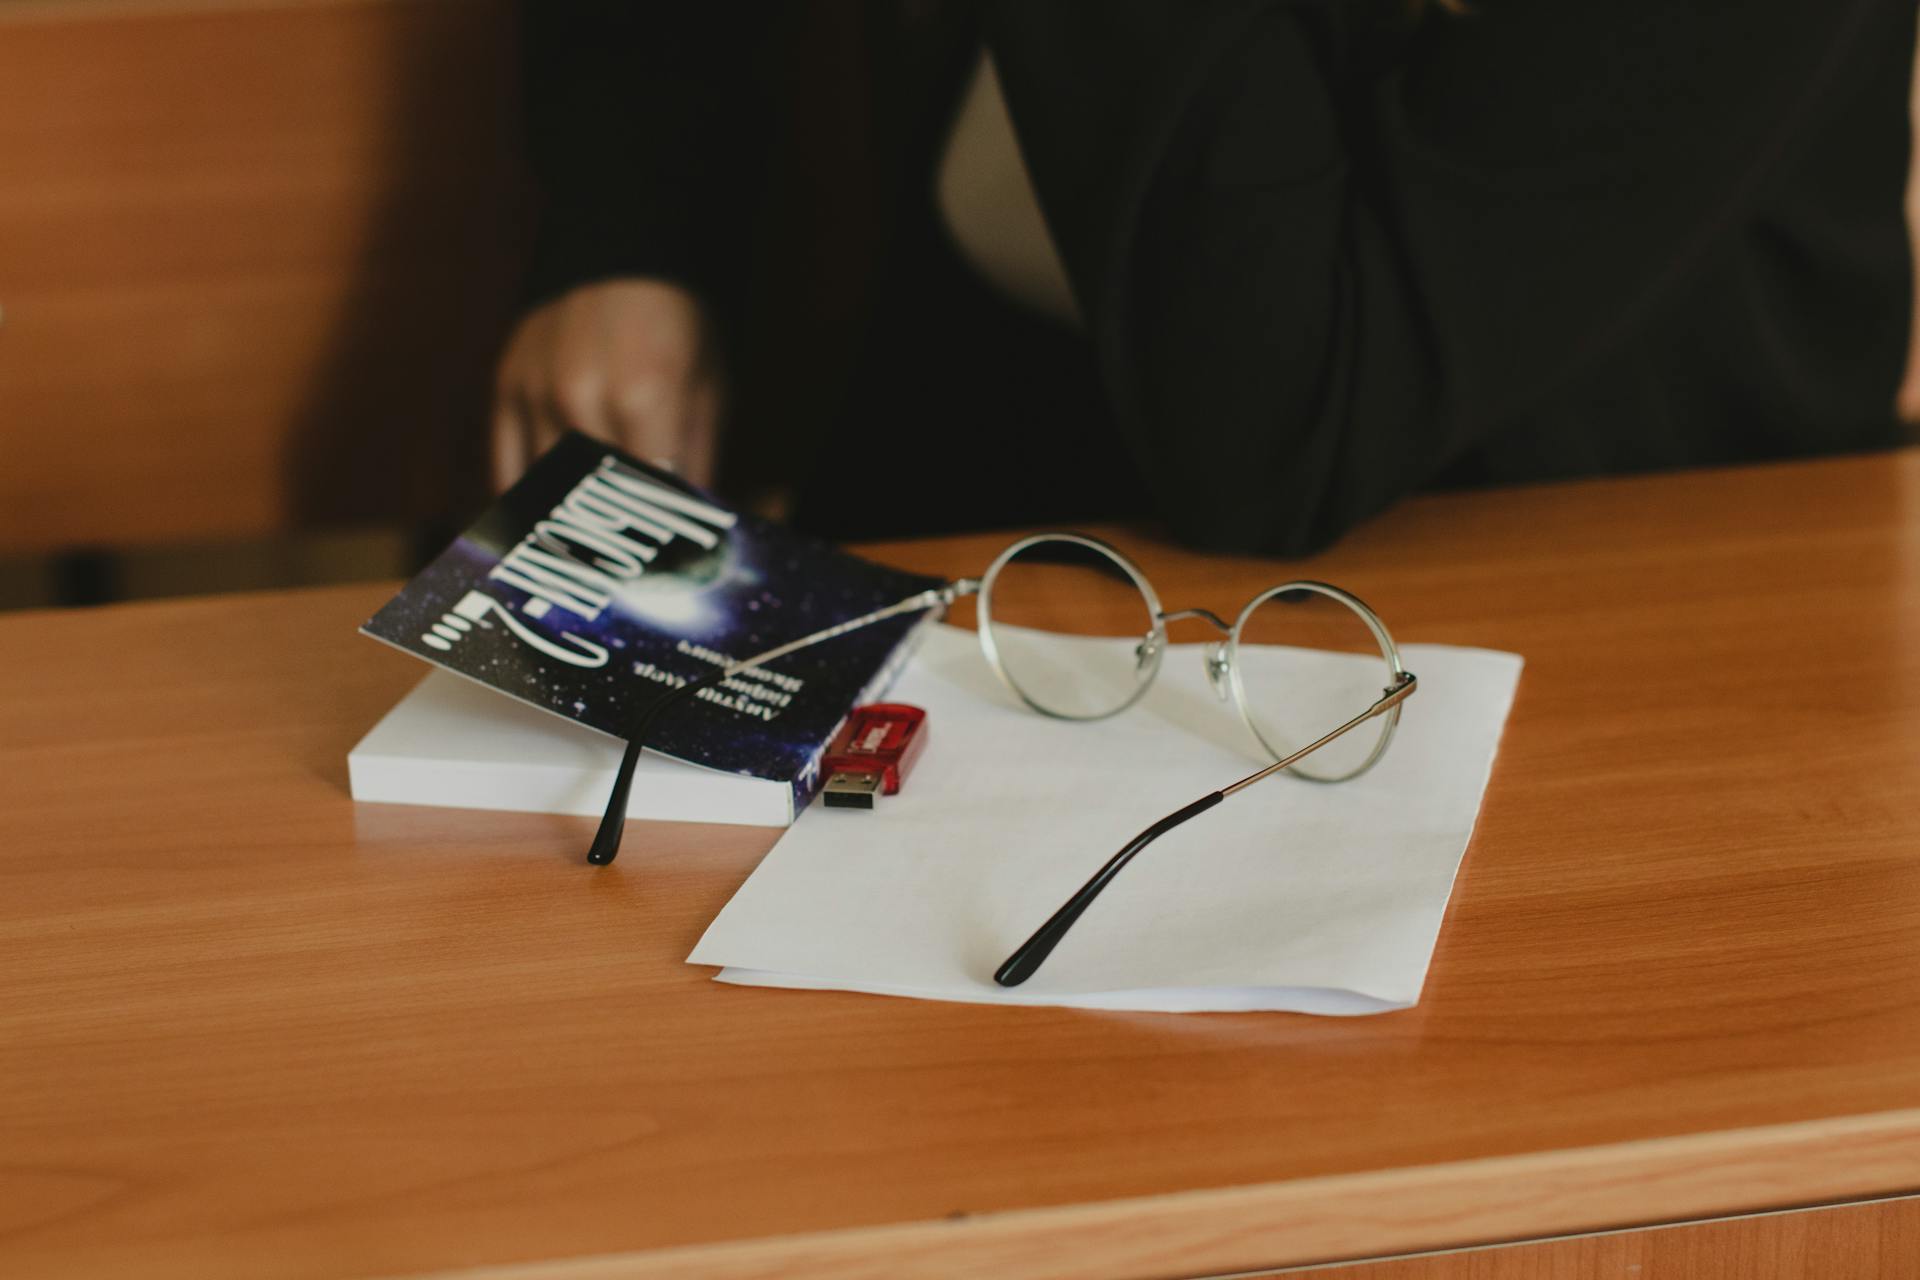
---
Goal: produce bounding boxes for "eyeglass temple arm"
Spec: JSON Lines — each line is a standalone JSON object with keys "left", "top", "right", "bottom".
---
{"left": 586, "top": 579, "right": 980, "bottom": 866}
{"left": 993, "top": 670, "right": 1417, "bottom": 987}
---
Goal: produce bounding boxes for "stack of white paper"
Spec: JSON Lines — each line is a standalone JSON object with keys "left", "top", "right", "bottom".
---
{"left": 689, "top": 624, "right": 1523, "bottom": 1013}
{"left": 349, "top": 670, "right": 797, "bottom": 826}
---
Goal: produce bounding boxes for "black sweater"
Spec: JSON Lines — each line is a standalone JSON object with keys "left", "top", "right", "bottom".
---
{"left": 521, "top": 0, "right": 1915, "bottom": 553}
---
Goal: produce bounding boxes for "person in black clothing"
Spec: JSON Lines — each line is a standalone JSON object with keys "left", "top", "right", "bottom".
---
{"left": 493, "top": 1, "right": 1917, "bottom": 554}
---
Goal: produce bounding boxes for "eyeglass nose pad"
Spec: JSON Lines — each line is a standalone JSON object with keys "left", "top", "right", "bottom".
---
{"left": 1204, "top": 642, "right": 1232, "bottom": 701}
{"left": 1134, "top": 632, "right": 1162, "bottom": 674}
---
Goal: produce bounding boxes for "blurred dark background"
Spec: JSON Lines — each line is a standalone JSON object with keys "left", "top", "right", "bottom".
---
{"left": 3, "top": 0, "right": 1919, "bottom": 611}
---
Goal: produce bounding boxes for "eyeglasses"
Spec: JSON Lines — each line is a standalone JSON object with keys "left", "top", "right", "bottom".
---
{"left": 586, "top": 533, "right": 1416, "bottom": 986}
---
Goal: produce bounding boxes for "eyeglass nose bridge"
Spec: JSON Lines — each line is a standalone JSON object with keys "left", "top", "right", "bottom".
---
{"left": 1157, "top": 606, "right": 1233, "bottom": 634}
{"left": 1156, "top": 608, "right": 1236, "bottom": 700}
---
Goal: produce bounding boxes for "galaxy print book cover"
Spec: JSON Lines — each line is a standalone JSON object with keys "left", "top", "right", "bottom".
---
{"left": 361, "top": 432, "right": 943, "bottom": 805}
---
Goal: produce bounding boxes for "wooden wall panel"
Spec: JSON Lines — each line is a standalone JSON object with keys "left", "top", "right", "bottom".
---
{"left": 0, "top": 0, "right": 526, "bottom": 552}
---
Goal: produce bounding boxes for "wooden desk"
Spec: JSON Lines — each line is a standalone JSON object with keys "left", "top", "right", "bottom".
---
{"left": 4, "top": 452, "right": 1920, "bottom": 1279}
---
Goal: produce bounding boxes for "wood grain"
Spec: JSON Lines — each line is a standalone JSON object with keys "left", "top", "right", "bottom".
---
{"left": 0, "top": 0, "right": 523, "bottom": 552}
{"left": 1290, "top": 1195, "right": 1920, "bottom": 1280}
{"left": 1, "top": 451, "right": 1918, "bottom": 1279}
{"left": 389, "top": 1114, "right": 1920, "bottom": 1279}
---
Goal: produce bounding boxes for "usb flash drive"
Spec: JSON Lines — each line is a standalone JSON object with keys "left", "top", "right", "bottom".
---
{"left": 820, "top": 703, "right": 928, "bottom": 810}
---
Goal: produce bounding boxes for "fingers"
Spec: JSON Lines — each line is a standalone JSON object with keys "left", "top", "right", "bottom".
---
{"left": 679, "top": 377, "right": 721, "bottom": 489}
{"left": 493, "top": 302, "right": 592, "bottom": 491}
{"left": 490, "top": 398, "right": 527, "bottom": 493}
{"left": 606, "top": 378, "right": 689, "bottom": 466}
{"left": 596, "top": 287, "right": 702, "bottom": 470}
{"left": 490, "top": 309, "right": 549, "bottom": 491}
{"left": 488, "top": 279, "right": 719, "bottom": 491}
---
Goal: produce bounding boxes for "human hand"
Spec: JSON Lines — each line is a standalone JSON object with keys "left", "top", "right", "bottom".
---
{"left": 491, "top": 278, "right": 720, "bottom": 490}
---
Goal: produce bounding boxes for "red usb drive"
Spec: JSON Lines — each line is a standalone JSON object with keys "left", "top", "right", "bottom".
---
{"left": 820, "top": 703, "right": 928, "bottom": 810}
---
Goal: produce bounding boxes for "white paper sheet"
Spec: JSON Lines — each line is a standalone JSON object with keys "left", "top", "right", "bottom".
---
{"left": 688, "top": 624, "right": 1523, "bottom": 1013}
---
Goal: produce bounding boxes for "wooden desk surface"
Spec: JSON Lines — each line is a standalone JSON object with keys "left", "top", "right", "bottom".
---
{"left": 4, "top": 452, "right": 1920, "bottom": 1280}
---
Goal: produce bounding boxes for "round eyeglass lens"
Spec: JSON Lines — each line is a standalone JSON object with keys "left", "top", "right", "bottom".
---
{"left": 979, "top": 536, "right": 1162, "bottom": 719}
{"left": 1228, "top": 583, "right": 1403, "bottom": 781}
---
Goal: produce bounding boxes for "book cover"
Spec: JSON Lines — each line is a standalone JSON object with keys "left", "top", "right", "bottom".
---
{"left": 360, "top": 432, "right": 944, "bottom": 807}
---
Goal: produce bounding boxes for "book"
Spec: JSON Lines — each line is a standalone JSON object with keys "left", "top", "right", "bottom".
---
{"left": 351, "top": 432, "right": 944, "bottom": 825}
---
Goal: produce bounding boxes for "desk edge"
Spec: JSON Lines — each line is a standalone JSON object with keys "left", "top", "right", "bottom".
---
{"left": 394, "top": 1105, "right": 1920, "bottom": 1280}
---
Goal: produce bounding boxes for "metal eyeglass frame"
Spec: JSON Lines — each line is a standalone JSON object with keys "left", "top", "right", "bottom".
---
{"left": 584, "top": 532, "right": 1417, "bottom": 988}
